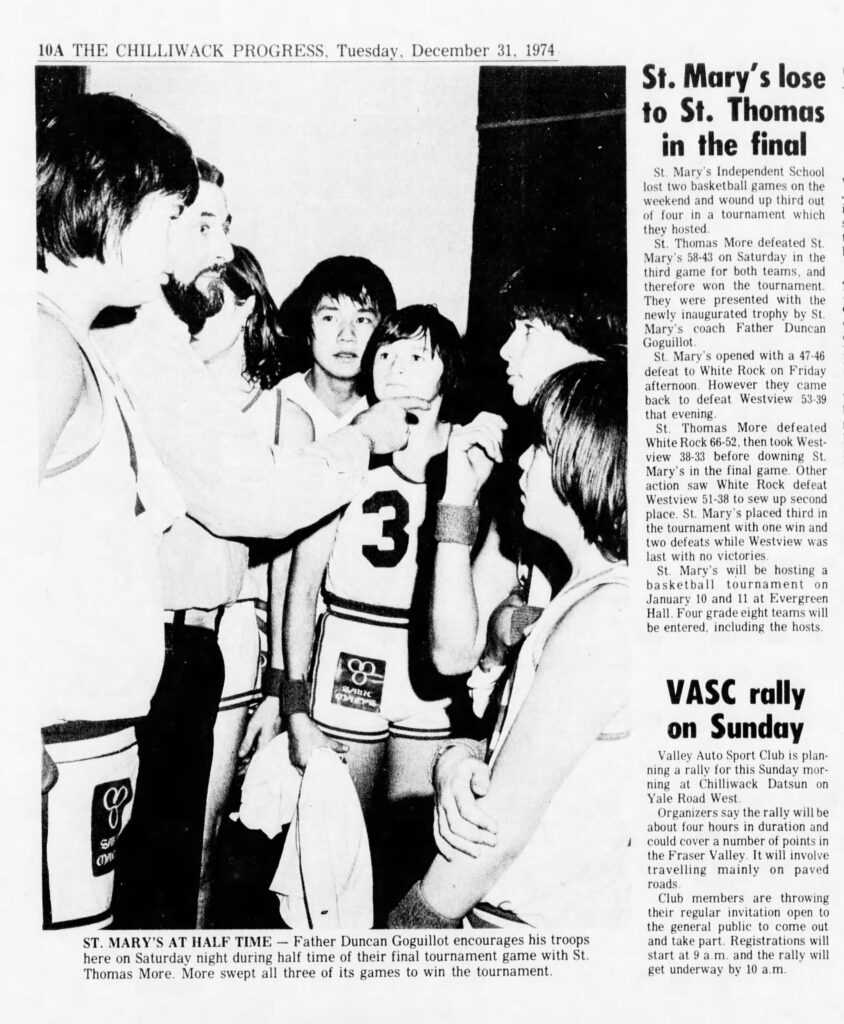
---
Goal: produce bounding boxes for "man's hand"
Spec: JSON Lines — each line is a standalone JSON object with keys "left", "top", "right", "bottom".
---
{"left": 443, "top": 413, "right": 507, "bottom": 505}
{"left": 433, "top": 744, "right": 498, "bottom": 860}
{"left": 353, "top": 397, "right": 431, "bottom": 454}
{"left": 287, "top": 713, "right": 348, "bottom": 773}
{"left": 238, "top": 697, "right": 282, "bottom": 760}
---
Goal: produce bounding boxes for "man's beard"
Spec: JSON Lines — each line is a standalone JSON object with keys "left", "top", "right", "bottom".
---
{"left": 162, "top": 271, "right": 225, "bottom": 337}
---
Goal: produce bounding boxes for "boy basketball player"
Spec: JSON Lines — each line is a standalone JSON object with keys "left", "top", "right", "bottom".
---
{"left": 239, "top": 256, "right": 397, "bottom": 761}
{"left": 279, "top": 256, "right": 396, "bottom": 437}
{"left": 430, "top": 262, "right": 626, "bottom": 690}
{"left": 282, "top": 305, "right": 506, "bottom": 812}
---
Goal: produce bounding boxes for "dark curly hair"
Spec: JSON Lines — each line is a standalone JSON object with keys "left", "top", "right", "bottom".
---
{"left": 221, "top": 244, "right": 291, "bottom": 391}
{"left": 278, "top": 255, "right": 396, "bottom": 375}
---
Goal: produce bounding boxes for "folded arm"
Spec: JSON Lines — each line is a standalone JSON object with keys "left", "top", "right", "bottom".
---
{"left": 418, "top": 587, "right": 628, "bottom": 921}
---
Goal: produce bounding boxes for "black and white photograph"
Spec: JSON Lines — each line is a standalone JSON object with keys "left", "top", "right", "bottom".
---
{"left": 36, "top": 61, "right": 628, "bottom": 933}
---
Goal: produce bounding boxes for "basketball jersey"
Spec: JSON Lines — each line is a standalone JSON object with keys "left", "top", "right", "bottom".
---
{"left": 39, "top": 295, "right": 183, "bottom": 724}
{"left": 484, "top": 564, "right": 630, "bottom": 928}
{"left": 280, "top": 371, "right": 367, "bottom": 441}
{"left": 323, "top": 462, "right": 430, "bottom": 616}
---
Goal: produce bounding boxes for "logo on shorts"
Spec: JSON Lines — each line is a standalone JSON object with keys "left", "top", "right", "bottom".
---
{"left": 331, "top": 652, "right": 386, "bottom": 714}
{"left": 91, "top": 779, "right": 133, "bottom": 877}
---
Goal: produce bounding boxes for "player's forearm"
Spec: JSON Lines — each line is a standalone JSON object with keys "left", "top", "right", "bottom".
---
{"left": 282, "top": 578, "right": 320, "bottom": 682}
{"left": 105, "top": 329, "right": 369, "bottom": 539}
{"left": 429, "top": 543, "right": 482, "bottom": 675}
{"left": 417, "top": 742, "right": 557, "bottom": 920}
{"left": 420, "top": 612, "right": 629, "bottom": 922}
{"left": 267, "top": 554, "right": 289, "bottom": 670}
{"left": 191, "top": 429, "right": 369, "bottom": 540}
{"left": 418, "top": 791, "right": 526, "bottom": 919}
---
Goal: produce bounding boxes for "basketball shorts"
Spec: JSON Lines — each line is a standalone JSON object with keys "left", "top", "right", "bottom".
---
{"left": 42, "top": 720, "right": 138, "bottom": 929}
{"left": 309, "top": 606, "right": 451, "bottom": 743}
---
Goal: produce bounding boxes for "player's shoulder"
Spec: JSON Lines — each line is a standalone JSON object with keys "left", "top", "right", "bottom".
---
{"left": 278, "top": 372, "right": 309, "bottom": 406}
{"left": 288, "top": 398, "right": 314, "bottom": 429}
{"left": 571, "top": 571, "right": 628, "bottom": 624}
{"left": 39, "top": 301, "right": 79, "bottom": 348}
{"left": 38, "top": 306, "right": 87, "bottom": 391}
{"left": 276, "top": 388, "right": 315, "bottom": 446}
{"left": 543, "top": 573, "right": 629, "bottom": 663}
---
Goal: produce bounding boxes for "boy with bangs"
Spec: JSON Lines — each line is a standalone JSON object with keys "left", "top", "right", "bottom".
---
{"left": 430, "top": 260, "right": 626, "bottom": 705}
{"left": 37, "top": 92, "right": 196, "bottom": 929}
{"left": 499, "top": 261, "right": 625, "bottom": 409}
{"left": 279, "top": 255, "right": 397, "bottom": 438}
{"left": 281, "top": 305, "right": 506, "bottom": 822}
{"left": 236, "top": 256, "right": 397, "bottom": 763}
{"left": 391, "top": 361, "right": 630, "bottom": 930}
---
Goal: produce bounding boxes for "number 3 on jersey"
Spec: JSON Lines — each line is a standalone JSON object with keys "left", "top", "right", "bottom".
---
{"left": 361, "top": 490, "right": 410, "bottom": 568}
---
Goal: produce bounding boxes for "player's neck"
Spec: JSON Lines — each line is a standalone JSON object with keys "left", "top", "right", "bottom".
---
{"left": 567, "top": 540, "right": 615, "bottom": 586}
{"left": 39, "top": 262, "right": 112, "bottom": 333}
{"left": 306, "top": 366, "right": 361, "bottom": 416}
{"left": 201, "top": 335, "right": 253, "bottom": 398}
{"left": 138, "top": 292, "right": 192, "bottom": 339}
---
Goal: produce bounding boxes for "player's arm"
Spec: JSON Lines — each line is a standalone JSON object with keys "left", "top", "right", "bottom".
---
{"left": 395, "top": 587, "right": 628, "bottom": 924}
{"left": 37, "top": 317, "right": 86, "bottom": 481}
{"left": 268, "top": 404, "right": 316, "bottom": 671}
{"left": 428, "top": 414, "right": 512, "bottom": 676}
{"left": 283, "top": 510, "right": 338, "bottom": 681}
{"left": 430, "top": 518, "right": 517, "bottom": 676}
{"left": 100, "top": 325, "right": 425, "bottom": 539}
{"left": 38, "top": 320, "right": 89, "bottom": 792}
{"left": 240, "top": 403, "right": 316, "bottom": 759}
{"left": 281, "top": 512, "right": 344, "bottom": 770}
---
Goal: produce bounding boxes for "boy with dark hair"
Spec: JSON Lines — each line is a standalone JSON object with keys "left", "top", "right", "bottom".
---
{"left": 499, "top": 261, "right": 626, "bottom": 407}
{"left": 279, "top": 255, "right": 397, "bottom": 436}
{"left": 38, "top": 92, "right": 195, "bottom": 930}
{"left": 37, "top": 91, "right": 198, "bottom": 273}
{"left": 282, "top": 305, "right": 505, "bottom": 818}
{"left": 393, "top": 361, "right": 629, "bottom": 930}
{"left": 235, "top": 256, "right": 399, "bottom": 783}
{"left": 430, "top": 259, "right": 626, "bottom": 707}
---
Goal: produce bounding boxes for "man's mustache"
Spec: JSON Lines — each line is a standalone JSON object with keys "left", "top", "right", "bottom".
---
{"left": 195, "top": 263, "right": 226, "bottom": 280}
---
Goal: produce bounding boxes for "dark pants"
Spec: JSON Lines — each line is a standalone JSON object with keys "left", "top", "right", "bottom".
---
{"left": 112, "top": 623, "right": 224, "bottom": 929}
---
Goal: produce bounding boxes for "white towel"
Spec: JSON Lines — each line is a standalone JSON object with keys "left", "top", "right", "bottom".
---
{"left": 237, "top": 733, "right": 302, "bottom": 838}
{"left": 270, "top": 748, "right": 372, "bottom": 930}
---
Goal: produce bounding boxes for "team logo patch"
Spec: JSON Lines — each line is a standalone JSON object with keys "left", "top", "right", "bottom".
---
{"left": 90, "top": 778, "right": 133, "bottom": 877}
{"left": 331, "top": 652, "right": 386, "bottom": 714}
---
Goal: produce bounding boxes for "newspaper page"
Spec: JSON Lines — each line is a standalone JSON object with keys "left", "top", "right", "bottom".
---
{"left": 3, "top": 1, "right": 843, "bottom": 1022}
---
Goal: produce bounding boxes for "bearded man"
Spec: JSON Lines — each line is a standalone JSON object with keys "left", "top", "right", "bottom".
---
{"left": 96, "top": 157, "right": 423, "bottom": 928}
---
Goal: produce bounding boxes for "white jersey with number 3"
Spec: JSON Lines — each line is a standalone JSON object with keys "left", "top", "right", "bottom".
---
{"left": 324, "top": 462, "right": 428, "bottom": 615}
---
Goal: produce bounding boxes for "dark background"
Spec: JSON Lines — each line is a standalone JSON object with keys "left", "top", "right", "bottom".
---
{"left": 466, "top": 64, "right": 626, "bottom": 414}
